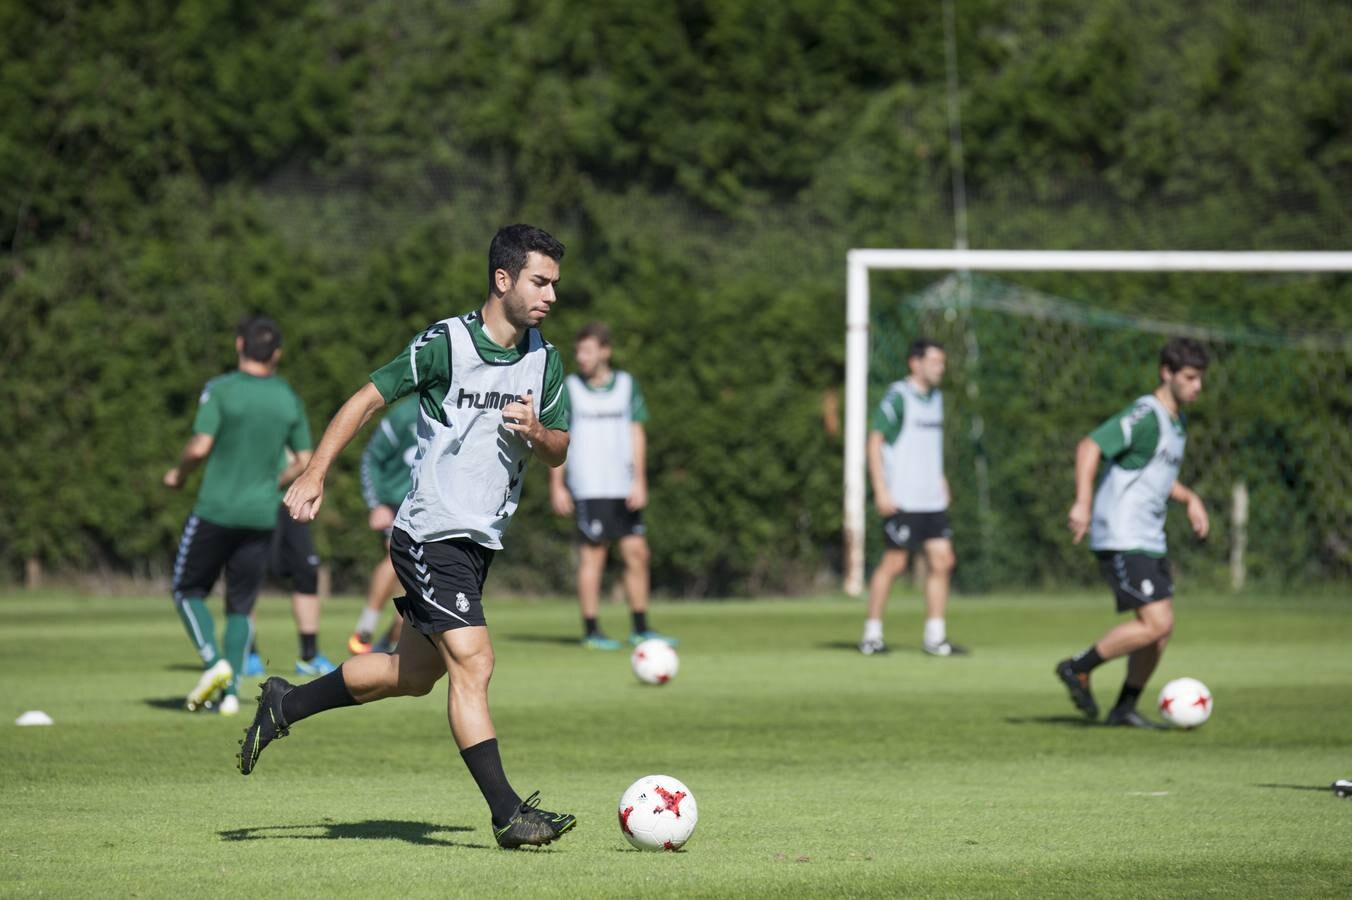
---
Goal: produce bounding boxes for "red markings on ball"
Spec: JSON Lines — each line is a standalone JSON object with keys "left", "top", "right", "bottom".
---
{"left": 619, "top": 805, "right": 635, "bottom": 835}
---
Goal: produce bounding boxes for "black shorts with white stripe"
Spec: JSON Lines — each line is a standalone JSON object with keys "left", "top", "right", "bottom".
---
{"left": 171, "top": 513, "right": 271, "bottom": 615}
{"left": 389, "top": 527, "right": 493, "bottom": 634}
{"left": 1095, "top": 550, "right": 1174, "bottom": 612}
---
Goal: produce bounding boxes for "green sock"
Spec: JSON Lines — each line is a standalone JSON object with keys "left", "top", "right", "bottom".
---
{"left": 223, "top": 614, "right": 253, "bottom": 696}
{"left": 175, "top": 598, "right": 219, "bottom": 666}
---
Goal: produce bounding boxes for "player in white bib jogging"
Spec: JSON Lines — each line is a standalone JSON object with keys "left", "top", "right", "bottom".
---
{"left": 548, "top": 321, "right": 676, "bottom": 650}
{"left": 859, "top": 339, "right": 967, "bottom": 657}
{"left": 1056, "top": 338, "right": 1211, "bottom": 728}
{"left": 239, "top": 225, "right": 578, "bottom": 849}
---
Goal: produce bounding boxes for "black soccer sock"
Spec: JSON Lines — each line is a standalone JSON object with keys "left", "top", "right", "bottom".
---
{"left": 583, "top": 616, "right": 601, "bottom": 637}
{"left": 249, "top": 639, "right": 259, "bottom": 655}
{"left": 1069, "top": 645, "right": 1105, "bottom": 674}
{"left": 461, "top": 738, "right": 522, "bottom": 827}
{"left": 280, "top": 667, "right": 358, "bottom": 725}
{"left": 1113, "top": 682, "right": 1144, "bottom": 712}
{"left": 299, "top": 632, "right": 318, "bottom": 662}
{"left": 631, "top": 610, "right": 649, "bottom": 635}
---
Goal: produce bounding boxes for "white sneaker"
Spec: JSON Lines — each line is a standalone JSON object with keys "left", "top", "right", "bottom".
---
{"left": 923, "top": 640, "right": 970, "bottom": 657}
{"left": 858, "top": 637, "right": 888, "bottom": 655}
{"left": 186, "top": 659, "right": 234, "bottom": 711}
{"left": 218, "top": 694, "right": 240, "bottom": 716}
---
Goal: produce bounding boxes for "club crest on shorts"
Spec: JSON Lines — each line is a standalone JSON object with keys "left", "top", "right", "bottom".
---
{"left": 455, "top": 592, "right": 471, "bottom": 613}
{"left": 1141, "top": 579, "right": 1154, "bottom": 597}
{"left": 588, "top": 519, "right": 604, "bottom": 539}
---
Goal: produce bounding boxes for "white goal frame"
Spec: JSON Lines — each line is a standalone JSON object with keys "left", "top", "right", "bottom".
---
{"left": 843, "top": 249, "right": 1352, "bottom": 595}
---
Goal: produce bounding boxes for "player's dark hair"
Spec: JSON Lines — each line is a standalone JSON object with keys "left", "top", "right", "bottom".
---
{"left": 1160, "top": 337, "right": 1209, "bottom": 373}
{"left": 575, "top": 321, "right": 612, "bottom": 346}
{"left": 907, "top": 338, "right": 944, "bottom": 361}
{"left": 236, "top": 315, "right": 283, "bottom": 362}
{"left": 488, "top": 224, "right": 566, "bottom": 297}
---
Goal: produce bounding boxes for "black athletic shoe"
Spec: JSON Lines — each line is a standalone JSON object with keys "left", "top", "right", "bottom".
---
{"left": 494, "top": 791, "right": 577, "bottom": 849}
{"left": 1055, "top": 659, "right": 1099, "bottom": 719}
{"left": 238, "top": 676, "right": 294, "bottom": 775}
{"left": 1104, "top": 707, "right": 1166, "bottom": 729}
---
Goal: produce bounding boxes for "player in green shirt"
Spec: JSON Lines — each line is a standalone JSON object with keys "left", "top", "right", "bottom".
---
{"left": 1056, "top": 338, "right": 1211, "bottom": 727}
{"left": 349, "top": 396, "right": 419, "bottom": 654}
{"left": 238, "top": 225, "right": 577, "bottom": 849}
{"left": 164, "top": 316, "right": 313, "bottom": 715}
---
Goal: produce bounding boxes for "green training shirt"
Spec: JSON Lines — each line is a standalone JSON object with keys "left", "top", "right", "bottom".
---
{"left": 361, "top": 396, "right": 420, "bottom": 508}
{"left": 191, "top": 371, "right": 312, "bottom": 530}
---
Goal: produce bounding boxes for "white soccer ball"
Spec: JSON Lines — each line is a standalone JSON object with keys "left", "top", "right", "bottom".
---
{"left": 1157, "top": 677, "right": 1213, "bottom": 728}
{"left": 631, "top": 639, "right": 678, "bottom": 685}
{"left": 618, "top": 774, "right": 698, "bottom": 851}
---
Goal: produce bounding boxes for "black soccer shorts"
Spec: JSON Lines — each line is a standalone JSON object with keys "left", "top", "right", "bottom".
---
{"left": 1096, "top": 551, "right": 1174, "bottom": 612}
{"left": 389, "top": 527, "right": 494, "bottom": 634}
{"left": 574, "top": 497, "right": 646, "bottom": 544}
{"left": 881, "top": 510, "right": 953, "bottom": 551}
{"left": 267, "top": 506, "right": 321, "bottom": 594}
{"left": 171, "top": 514, "right": 271, "bottom": 615}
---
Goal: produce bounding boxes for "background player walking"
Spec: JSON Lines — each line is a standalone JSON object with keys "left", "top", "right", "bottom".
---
{"left": 164, "top": 316, "right": 313, "bottom": 715}
{"left": 241, "top": 224, "right": 577, "bottom": 849}
{"left": 859, "top": 339, "right": 966, "bottom": 657}
{"left": 549, "top": 322, "right": 674, "bottom": 649}
{"left": 1056, "top": 338, "right": 1211, "bottom": 728}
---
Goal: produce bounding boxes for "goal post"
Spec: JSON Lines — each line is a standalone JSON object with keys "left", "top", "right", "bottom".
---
{"left": 843, "top": 249, "right": 1352, "bottom": 596}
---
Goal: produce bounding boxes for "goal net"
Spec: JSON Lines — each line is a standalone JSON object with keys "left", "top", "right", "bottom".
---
{"left": 844, "top": 251, "right": 1352, "bottom": 595}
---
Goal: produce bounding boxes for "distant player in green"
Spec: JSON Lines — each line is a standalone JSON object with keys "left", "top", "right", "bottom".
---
{"left": 164, "top": 316, "right": 313, "bottom": 715}
{"left": 240, "top": 224, "right": 577, "bottom": 849}
{"left": 349, "top": 396, "right": 419, "bottom": 654}
{"left": 548, "top": 321, "right": 674, "bottom": 650}
{"left": 859, "top": 339, "right": 966, "bottom": 657}
{"left": 1056, "top": 338, "right": 1211, "bottom": 728}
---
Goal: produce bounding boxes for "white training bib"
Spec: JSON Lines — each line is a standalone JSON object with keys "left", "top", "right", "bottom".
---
{"left": 394, "top": 316, "right": 548, "bottom": 549}
{"left": 1090, "top": 394, "right": 1186, "bottom": 555}
{"left": 564, "top": 371, "right": 636, "bottom": 499}
{"left": 881, "top": 380, "right": 947, "bottom": 512}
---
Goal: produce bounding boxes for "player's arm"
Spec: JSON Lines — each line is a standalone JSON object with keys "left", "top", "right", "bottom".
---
{"left": 277, "top": 448, "right": 314, "bottom": 488}
{"left": 1169, "top": 480, "right": 1209, "bottom": 539}
{"left": 548, "top": 461, "right": 573, "bottom": 516}
{"left": 626, "top": 422, "right": 647, "bottom": 512}
{"left": 284, "top": 382, "right": 386, "bottom": 522}
{"left": 867, "top": 430, "right": 897, "bottom": 517}
{"left": 1067, "top": 437, "right": 1101, "bottom": 544}
{"left": 501, "top": 392, "right": 569, "bottom": 467}
{"left": 163, "top": 434, "right": 214, "bottom": 489}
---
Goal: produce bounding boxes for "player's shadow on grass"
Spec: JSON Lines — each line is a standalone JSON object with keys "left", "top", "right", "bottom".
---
{"left": 219, "top": 820, "right": 489, "bottom": 849}
{"left": 143, "top": 697, "right": 195, "bottom": 712}
{"left": 815, "top": 641, "right": 923, "bottom": 654}
{"left": 1255, "top": 783, "right": 1330, "bottom": 793}
{"left": 164, "top": 663, "right": 204, "bottom": 672}
{"left": 502, "top": 633, "right": 590, "bottom": 646}
{"left": 1004, "top": 715, "right": 1098, "bottom": 728}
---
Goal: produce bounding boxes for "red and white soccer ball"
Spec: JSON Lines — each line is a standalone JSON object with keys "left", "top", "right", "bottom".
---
{"left": 618, "top": 774, "right": 698, "bottom": 851}
{"left": 1158, "top": 677, "right": 1213, "bottom": 728}
{"left": 631, "top": 639, "right": 679, "bottom": 685}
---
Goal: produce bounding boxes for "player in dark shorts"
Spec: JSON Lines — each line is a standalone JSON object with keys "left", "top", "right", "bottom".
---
{"left": 242, "top": 501, "right": 335, "bottom": 677}
{"left": 1057, "top": 338, "right": 1211, "bottom": 728}
{"left": 859, "top": 339, "right": 966, "bottom": 657}
{"left": 549, "top": 321, "right": 674, "bottom": 650}
{"left": 164, "top": 316, "right": 313, "bottom": 715}
{"left": 239, "top": 225, "right": 577, "bottom": 849}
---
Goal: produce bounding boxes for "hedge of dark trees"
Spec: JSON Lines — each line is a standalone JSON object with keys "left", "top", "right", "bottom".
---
{"left": 3, "top": 1, "right": 1348, "bottom": 593}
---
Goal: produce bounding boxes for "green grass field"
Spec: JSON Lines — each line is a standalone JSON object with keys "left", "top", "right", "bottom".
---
{"left": 3, "top": 589, "right": 1349, "bottom": 898}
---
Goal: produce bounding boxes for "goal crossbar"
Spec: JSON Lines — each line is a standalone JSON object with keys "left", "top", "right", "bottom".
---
{"left": 843, "top": 249, "right": 1352, "bottom": 595}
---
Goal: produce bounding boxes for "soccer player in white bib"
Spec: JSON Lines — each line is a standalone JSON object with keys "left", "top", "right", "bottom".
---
{"left": 1056, "top": 338, "right": 1211, "bottom": 728}
{"left": 240, "top": 225, "right": 578, "bottom": 849}
{"left": 859, "top": 339, "right": 967, "bottom": 657}
{"left": 548, "top": 322, "right": 674, "bottom": 650}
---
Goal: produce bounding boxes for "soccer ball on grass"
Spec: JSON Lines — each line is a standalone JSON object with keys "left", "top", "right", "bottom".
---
{"left": 631, "top": 639, "right": 678, "bottom": 685}
{"left": 618, "top": 774, "right": 698, "bottom": 851}
{"left": 1157, "top": 677, "right": 1213, "bottom": 728}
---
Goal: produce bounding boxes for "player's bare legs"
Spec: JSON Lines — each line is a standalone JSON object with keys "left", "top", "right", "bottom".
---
{"left": 291, "top": 591, "right": 320, "bottom": 636}
{"left": 338, "top": 624, "right": 444, "bottom": 701}
{"left": 577, "top": 542, "right": 618, "bottom": 647}
{"left": 1094, "top": 599, "right": 1174, "bottom": 659}
{"left": 618, "top": 534, "right": 650, "bottom": 614}
{"left": 919, "top": 538, "right": 965, "bottom": 654}
{"left": 433, "top": 626, "right": 497, "bottom": 748}
{"left": 351, "top": 552, "right": 400, "bottom": 653}
{"left": 861, "top": 549, "right": 908, "bottom": 653}
{"left": 1125, "top": 631, "right": 1170, "bottom": 688}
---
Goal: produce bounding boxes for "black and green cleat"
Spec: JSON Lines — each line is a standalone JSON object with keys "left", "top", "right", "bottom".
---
{"left": 238, "top": 677, "right": 294, "bottom": 775}
{"left": 1054, "top": 659, "right": 1099, "bottom": 719}
{"left": 494, "top": 791, "right": 577, "bottom": 849}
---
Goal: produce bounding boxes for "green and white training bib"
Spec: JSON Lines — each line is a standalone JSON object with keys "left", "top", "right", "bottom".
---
{"left": 1088, "top": 394, "right": 1187, "bottom": 555}
{"left": 563, "top": 370, "right": 648, "bottom": 500}
{"left": 369, "top": 311, "right": 568, "bottom": 549}
{"left": 873, "top": 379, "right": 947, "bottom": 513}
